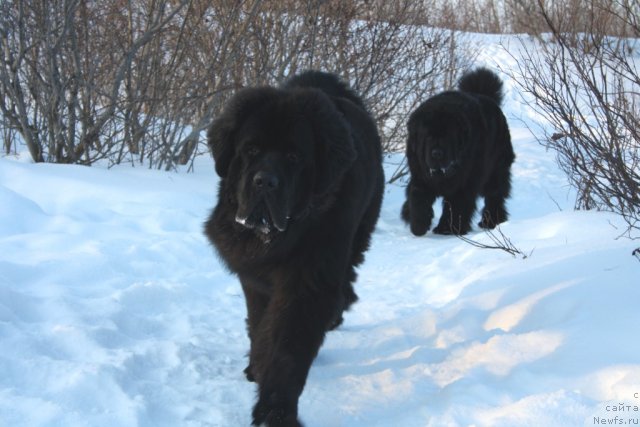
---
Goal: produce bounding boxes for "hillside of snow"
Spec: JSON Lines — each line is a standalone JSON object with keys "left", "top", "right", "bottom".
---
{"left": 1, "top": 36, "right": 639, "bottom": 427}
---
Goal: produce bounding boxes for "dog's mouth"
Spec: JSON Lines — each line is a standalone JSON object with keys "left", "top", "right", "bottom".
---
{"left": 429, "top": 161, "right": 458, "bottom": 177}
{"left": 235, "top": 198, "right": 289, "bottom": 236}
{"left": 235, "top": 211, "right": 273, "bottom": 236}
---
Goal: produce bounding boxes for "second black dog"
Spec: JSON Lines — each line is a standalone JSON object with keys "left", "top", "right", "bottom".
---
{"left": 402, "top": 67, "right": 515, "bottom": 235}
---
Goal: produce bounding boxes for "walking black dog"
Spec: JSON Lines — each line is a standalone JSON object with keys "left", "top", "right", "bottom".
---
{"left": 402, "top": 67, "right": 515, "bottom": 235}
{"left": 204, "top": 71, "right": 384, "bottom": 426}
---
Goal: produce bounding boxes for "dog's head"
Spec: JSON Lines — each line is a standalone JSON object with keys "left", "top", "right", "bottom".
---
{"left": 408, "top": 102, "right": 473, "bottom": 180}
{"left": 208, "top": 87, "right": 356, "bottom": 238}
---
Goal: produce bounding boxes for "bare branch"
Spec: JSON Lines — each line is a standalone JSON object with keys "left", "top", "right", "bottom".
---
{"left": 457, "top": 226, "right": 531, "bottom": 259}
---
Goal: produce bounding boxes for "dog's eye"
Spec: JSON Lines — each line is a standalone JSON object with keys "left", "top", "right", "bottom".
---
{"left": 246, "top": 146, "right": 260, "bottom": 157}
{"left": 286, "top": 152, "right": 299, "bottom": 163}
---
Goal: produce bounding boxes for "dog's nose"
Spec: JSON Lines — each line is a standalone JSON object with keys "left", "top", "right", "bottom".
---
{"left": 431, "top": 148, "right": 444, "bottom": 160}
{"left": 253, "top": 171, "right": 279, "bottom": 191}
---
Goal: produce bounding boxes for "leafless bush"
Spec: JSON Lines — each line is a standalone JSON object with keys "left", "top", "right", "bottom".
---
{"left": 421, "top": 0, "right": 638, "bottom": 36}
{"left": 503, "top": 0, "right": 639, "bottom": 36}
{"left": 1, "top": 0, "right": 474, "bottom": 168}
{"left": 429, "top": 0, "right": 505, "bottom": 33}
{"left": 230, "top": 0, "right": 475, "bottom": 153}
{"left": 0, "top": 0, "right": 193, "bottom": 167}
{"left": 507, "top": 0, "right": 640, "bottom": 236}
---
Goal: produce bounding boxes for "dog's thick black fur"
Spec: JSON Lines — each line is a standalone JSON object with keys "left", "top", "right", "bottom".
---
{"left": 402, "top": 67, "right": 515, "bottom": 235}
{"left": 204, "top": 71, "right": 384, "bottom": 426}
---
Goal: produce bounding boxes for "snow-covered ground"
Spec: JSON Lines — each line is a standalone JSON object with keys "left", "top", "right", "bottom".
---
{"left": 1, "top": 36, "right": 639, "bottom": 427}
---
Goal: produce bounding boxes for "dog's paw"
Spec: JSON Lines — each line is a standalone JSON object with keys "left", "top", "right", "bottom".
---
{"left": 432, "top": 223, "right": 454, "bottom": 235}
{"left": 478, "top": 218, "right": 497, "bottom": 229}
{"left": 478, "top": 210, "right": 504, "bottom": 229}
{"left": 410, "top": 222, "right": 429, "bottom": 236}
{"left": 252, "top": 398, "right": 301, "bottom": 427}
{"left": 409, "top": 215, "right": 432, "bottom": 236}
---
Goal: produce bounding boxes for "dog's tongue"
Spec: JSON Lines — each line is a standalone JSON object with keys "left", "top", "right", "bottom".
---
{"left": 265, "top": 199, "right": 288, "bottom": 232}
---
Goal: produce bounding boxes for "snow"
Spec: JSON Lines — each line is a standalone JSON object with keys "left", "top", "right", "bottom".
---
{"left": 1, "top": 35, "right": 639, "bottom": 427}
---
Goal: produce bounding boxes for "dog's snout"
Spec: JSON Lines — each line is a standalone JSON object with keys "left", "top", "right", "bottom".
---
{"left": 431, "top": 148, "right": 444, "bottom": 160}
{"left": 253, "top": 171, "right": 279, "bottom": 191}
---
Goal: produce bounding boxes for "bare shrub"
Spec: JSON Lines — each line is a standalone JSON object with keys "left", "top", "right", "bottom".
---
{"left": 423, "top": 0, "right": 639, "bottom": 36}
{"left": 430, "top": 0, "right": 505, "bottom": 33}
{"left": 1, "top": 0, "right": 474, "bottom": 168}
{"left": 0, "top": 0, "right": 192, "bottom": 166}
{"left": 507, "top": 0, "right": 640, "bottom": 235}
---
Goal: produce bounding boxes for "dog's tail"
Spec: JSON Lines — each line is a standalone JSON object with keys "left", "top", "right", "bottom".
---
{"left": 283, "top": 70, "right": 366, "bottom": 110}
{"left": 458, "top": 67, "right": 504, "bottom": 106}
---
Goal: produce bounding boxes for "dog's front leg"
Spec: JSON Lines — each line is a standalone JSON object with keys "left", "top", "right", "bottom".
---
{"left": 250, "top": 276, "right": 340, "bottom": 427}
{"left": 403, "top": 180, "right": 436, "bottom": 236}
{"left": 240, "top": 275, "right": 271, "bottom": 382}
{"left": 434, "top": 192, "right": 477, "bottom": 235}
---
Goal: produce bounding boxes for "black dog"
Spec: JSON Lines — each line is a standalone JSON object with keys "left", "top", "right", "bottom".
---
{"left": 204, "top": 71, "right": 384, "bottom": 426}
{"left": 402, "top": 67, "right": 515, "bottom": 235}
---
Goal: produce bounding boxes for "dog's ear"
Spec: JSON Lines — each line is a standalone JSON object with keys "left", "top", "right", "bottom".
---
{"left": 406, "top": 112, "right": 426, "bottom": 175}
{"left": 208, "top": 87, "right": 280, "bottom": 177}
{"left": 299, "top": 90, "right": 357, "bottom": 195}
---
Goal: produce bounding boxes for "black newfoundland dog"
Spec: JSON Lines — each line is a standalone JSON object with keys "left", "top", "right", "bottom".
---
{"left": 402, "top": 67, "right": 515, "bottom": 236}
{"left": 204, "top": 71, "right": 384, "bottom": 426}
